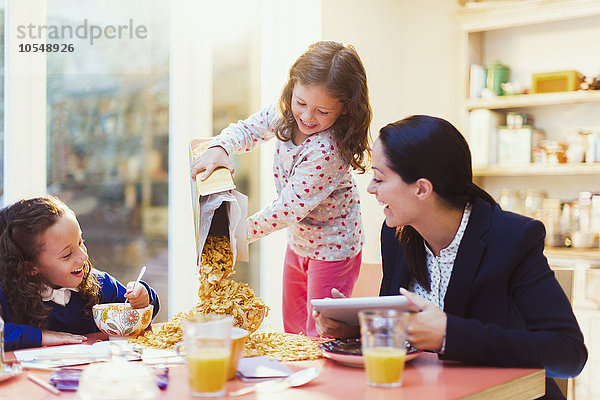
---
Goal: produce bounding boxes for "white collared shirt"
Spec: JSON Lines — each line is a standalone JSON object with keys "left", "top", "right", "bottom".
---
{"left": 40, "top": 284, "right": 79, "bottom": 306}
{"left": 409, "top": 203, "right": 472, "bottom": 310}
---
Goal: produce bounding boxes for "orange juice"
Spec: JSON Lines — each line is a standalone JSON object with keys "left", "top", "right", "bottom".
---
{"left": 187, "top": 348, "right": 230, "bottom": 394}
{"left": 363, "top": 346, "right": 406, "bottom": 386}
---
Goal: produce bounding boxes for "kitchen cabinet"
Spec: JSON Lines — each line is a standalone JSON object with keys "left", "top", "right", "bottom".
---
{"left": 457, "top": 0, "right": 600, "bottom": 205}
{"left": 456, "top": 2, "right": 600, "bottom": 398}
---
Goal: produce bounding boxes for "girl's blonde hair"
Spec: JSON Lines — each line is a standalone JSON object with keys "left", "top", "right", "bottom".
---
{"left": 0, "top": 196, "right": 100, "bottom": 328}
{"left": 274, "top": 41, "right": 372, "bottom": 173}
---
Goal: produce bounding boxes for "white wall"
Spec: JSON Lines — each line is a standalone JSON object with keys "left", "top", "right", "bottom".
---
{"left": 321, "top": 0, "right": 462, "bottom": 263}
{"left": 257, "top": 0, "right": 322, "bottom": 332}
{"left": 3, "top": 0, "right": 47, "bottom": 205}
{"left": 168, "top": 0, "right": 211, "bottom": 316}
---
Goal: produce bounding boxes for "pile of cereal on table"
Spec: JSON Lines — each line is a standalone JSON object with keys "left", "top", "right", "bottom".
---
{"left": 130, "top": 236, "right": 323, "bottom": 361}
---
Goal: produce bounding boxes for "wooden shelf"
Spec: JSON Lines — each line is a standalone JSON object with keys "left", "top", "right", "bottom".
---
{"left": 545, "top": 246, "right": 600, "bottom": 261}
{"left": 474, "top": 164, "right": 600, "bottom": 177}
{"left": 456, "top": 0, "right": 600, "bottom": 32}
{"left": 459, "top": 4, "right": 600, "bottom": 398}
{"left": 465, "top": 90, "right": 600, "bottom": 111}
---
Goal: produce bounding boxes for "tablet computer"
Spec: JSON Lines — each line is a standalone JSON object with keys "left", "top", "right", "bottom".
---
{"left": 311, "top": 295, "right": 415, "bottom": 326}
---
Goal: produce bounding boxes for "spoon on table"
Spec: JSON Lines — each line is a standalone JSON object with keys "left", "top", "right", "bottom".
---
{"left": 229, "top": 367, "right": 320, "bottom": 397}
{"left": 125, "top": 265, "right": 147, "bottom": 304}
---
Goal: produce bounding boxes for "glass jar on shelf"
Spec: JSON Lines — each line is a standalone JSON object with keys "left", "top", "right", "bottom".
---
{"left": 506, "top": 112, "right": 530, "bottom": 129}
{"left": 499, "top": 189, "right": 523, "bottom": 214}
{"left": 570, "top": 191, "right": 595, "bottom": 248}
{"left": 578, "top": 191, "right": 593, "bottom": 233}
{"left": 541, "top": 140, "right": 567, "bottom": 164}
{"left": 585, "top": 132, "right": 599, "bottom": 164}
{"left": 541, "top": 198, "right": 564, "bottom": 248}
{"left": 565, "top": 129, "right": 586, "bottom": 164}
{"left": 523, "top": 190, "right": 546, "bottom": 219}
{"left": 561, "top": 202, "right": 576, "bottom": 247}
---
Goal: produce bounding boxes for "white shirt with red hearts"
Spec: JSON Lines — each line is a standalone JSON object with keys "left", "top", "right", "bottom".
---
{"left": 209, "top": 105, "right": 363, "bottom": 261}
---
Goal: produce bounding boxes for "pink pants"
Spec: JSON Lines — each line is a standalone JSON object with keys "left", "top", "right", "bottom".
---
{"left": 282, "top": 246, "right": 362, "bottom": 337}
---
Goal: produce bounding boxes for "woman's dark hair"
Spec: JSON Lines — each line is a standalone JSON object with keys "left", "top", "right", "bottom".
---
{"left": 378, "top": 115, "right": 495, "bottom": 290}
{"left": 274, "top": 40, "right": 372, "bottom": 173}
{"left": 0, "top": 196, "right": 100, "bottom": 328}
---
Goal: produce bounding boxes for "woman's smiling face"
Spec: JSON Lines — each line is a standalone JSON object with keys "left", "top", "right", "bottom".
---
{"left": 35, "top": 212, "right": 89, "bottom": 289}
{"left": 367, "top": 138, "right": 420, "bottom": 228}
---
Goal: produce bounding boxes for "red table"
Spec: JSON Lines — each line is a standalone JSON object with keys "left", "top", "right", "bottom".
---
{"left": 1, "top": 333, "right": 545, "bottom": 399}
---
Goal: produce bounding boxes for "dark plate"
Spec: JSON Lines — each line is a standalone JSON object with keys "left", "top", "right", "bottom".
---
{"left": 320, "top": 338, "right": 362, "bottom": 355}
{"left": 320, "top": 339, "right": 421, "bottom": 367}
{"left": 320, "top": 338, "right": 419, "bottom": 356}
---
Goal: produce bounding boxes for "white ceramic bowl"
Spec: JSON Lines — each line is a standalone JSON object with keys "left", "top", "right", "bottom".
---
{"left": 92, "top": 303, "right": 153, "bottom": 337}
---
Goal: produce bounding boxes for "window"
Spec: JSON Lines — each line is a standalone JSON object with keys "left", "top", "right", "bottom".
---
{"left": 3, "top": 0, "right": 275, "bottom": 321}
{"left": 45, "top": 1, "right": 169, "bottom": 321}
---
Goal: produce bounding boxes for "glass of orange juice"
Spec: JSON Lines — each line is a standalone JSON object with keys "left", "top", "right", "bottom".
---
{"left": 177, "top": 314, "right": 233, "bottom": 397}
{"left": 358, "top": 309, "right": 409, "bottom": 388}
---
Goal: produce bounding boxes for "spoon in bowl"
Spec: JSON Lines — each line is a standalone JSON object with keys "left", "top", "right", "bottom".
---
{"left": 124, "top": 265, "right": 147, "bottom": 304}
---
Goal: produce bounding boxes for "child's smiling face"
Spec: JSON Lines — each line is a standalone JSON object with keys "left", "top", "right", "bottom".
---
{"left": 291, "top": 82, "right": 346, "bottom": 142}
{"left": 35, "top": 212, "right": 89, "bottom": 289}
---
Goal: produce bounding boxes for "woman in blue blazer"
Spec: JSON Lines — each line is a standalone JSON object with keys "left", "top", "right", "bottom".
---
{"left": 316, "top": 115, "right": 586, "bottom": 400}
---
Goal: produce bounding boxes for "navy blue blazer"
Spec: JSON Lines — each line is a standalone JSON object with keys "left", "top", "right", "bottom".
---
{"left": 380, "top": 197, "right": 587, "bottom": 399}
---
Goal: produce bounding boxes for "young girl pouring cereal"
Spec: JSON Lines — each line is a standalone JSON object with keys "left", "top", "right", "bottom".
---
{"left": 191, "top": 41, "right": 372, "bottom": 337}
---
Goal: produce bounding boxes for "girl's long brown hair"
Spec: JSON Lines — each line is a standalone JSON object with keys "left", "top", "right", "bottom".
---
{"left": 274, "top": 41, "right": 372, "bottom": 173}
{"left": 0, "top": 196, "right": 100, "bottom": 328}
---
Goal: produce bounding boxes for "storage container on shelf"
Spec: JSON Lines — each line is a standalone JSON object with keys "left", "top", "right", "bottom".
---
{"left": 571, "top": 191, "right": 595, "bottom": 248}
{"left": 499, "top": 189, "right": 523, "bottom": 214}
{"left": 541, "top": 198, "right": 563, "bottom": 248}
{"left": 523, "top": 190, "right": 546, "bottom": 219}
